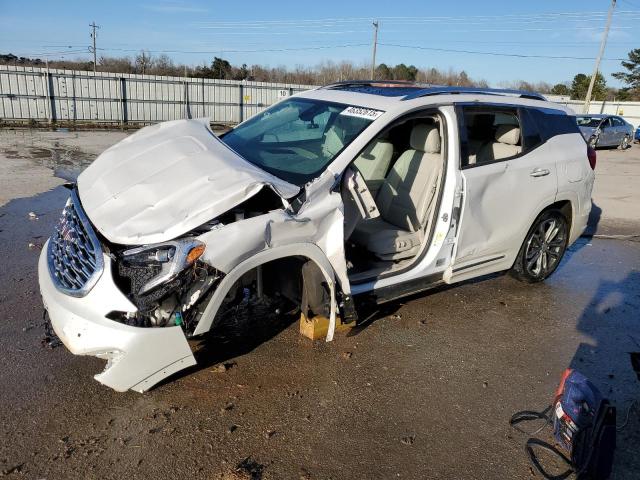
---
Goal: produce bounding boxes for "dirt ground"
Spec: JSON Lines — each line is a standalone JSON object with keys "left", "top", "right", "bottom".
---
{"left": 0, "top": 128, "right": 638, "bottom": 479}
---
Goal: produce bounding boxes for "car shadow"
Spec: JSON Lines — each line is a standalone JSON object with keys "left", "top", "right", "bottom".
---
{"left": 562, "top": 201, "right": 602, "bottom": 266}
{"left": 565, "top": 270, "right": 640, "bottom": 476}
{"left": 347, "top": 272, "right": 505, "bottom": 336}
{"left": 584, "top": 200, "right": 602, "bottom": 238}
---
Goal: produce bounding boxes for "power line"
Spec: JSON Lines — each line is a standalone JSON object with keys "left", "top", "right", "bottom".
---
{"left": 26, "top": 39, "right": 639, "bottom": 49}
{"left": 9, "top": 49, "right": 90, "bottom": 58}
{"left": 10, "top": 42, "right": 628, "bottom": 61}
{"left": 378, "top": 43, "right": 626, "bottom": 61}
{"left": 94, "top": 44, "right": 370, "bottom": 54}
{"left": 192, "top": 10, "right": 640, "bottom": 26}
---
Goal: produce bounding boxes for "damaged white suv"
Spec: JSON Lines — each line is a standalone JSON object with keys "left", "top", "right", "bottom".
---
{"left": 39, "top": 82, "right": 595, "bottom": 392}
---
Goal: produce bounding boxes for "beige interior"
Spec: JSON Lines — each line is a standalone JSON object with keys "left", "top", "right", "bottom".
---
{"left": 350, "top": 123, "right": 443, "bottom": 261}
{"left": 469, "top": 124, "right": 522, "bottom": 165}
{"left": 474, "top": 124, "right": 522, "bottom": 164}
{"left": 353, "top": 139, "right": 394, "bottom": 188}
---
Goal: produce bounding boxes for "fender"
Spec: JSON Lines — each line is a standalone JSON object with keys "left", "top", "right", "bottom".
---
{"left": 192, "top": 243, "right": 340, "bottom": 340}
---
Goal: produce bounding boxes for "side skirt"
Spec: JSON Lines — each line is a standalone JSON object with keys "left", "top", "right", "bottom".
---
{"left": 357, "top": 273, "right": 444, "bottom": 306}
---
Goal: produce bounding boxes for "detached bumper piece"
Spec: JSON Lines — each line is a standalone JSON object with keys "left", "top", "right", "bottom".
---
{"left": 39, "top": 242, "right": 196, "bottom": 392}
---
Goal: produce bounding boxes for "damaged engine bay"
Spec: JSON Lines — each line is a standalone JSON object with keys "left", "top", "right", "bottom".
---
{"left": 104, "top": 188, "right": 303, "bottom": 336}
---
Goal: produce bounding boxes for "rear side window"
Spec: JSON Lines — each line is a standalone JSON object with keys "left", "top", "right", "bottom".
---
{"left": 519, "top": 108, "right": 543, "bottom": 151}
{"left": 612, "top": 117, "right": 625, "bottom": 127}
{"left": 527, "top": 108, "right": 580, "bottom": 141}
{"left": 458, "top": 105, "right": 542, "bottom": 168}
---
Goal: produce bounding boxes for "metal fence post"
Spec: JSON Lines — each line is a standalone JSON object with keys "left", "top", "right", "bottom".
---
{"left": 238, "top": 83, "right": 244, "bottom": 123}
{"left": 201, "top": 77, "right": 206, "bottom": 118}
{"left": 183, "top": 79, "right": 190, "bottom": 119}
{"left": 42, "top": 69, "right": 56, "bottom": 123}
{"left": 119, "top": 77, "right": 127, "bottom": 126}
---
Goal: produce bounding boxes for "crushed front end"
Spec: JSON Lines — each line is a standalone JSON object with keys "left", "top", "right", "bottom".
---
{"left": 39, "top": 190, "right": 211, "bottom": 392}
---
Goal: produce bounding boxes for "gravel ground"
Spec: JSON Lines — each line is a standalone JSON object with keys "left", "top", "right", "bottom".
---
{"left": 0, "top": 128, "right": 638, "bottom": 479}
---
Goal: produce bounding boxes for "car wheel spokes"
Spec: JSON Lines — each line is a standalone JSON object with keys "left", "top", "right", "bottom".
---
{"left": 525, "top": 217, "right": 566, "bottom": 278}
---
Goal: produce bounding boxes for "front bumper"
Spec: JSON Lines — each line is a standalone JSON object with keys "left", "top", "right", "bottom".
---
{"left": 38, "top": 240, "right": 196, "bottom": 392}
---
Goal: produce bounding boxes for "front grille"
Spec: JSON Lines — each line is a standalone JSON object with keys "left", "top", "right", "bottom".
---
{"left": 47, "top": 190, "right": 104, "bottom": 297}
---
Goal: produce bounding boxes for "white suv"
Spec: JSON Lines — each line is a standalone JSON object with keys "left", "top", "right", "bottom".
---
{"left": 39, "top": 81, "right": 595, "bottom": 392}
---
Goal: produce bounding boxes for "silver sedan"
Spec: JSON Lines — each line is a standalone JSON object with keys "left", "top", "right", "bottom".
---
{"left": 576, "top": 114, "right": 634, "bottom": 149}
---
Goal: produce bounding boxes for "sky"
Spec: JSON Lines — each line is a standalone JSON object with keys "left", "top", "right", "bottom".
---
{"left": 1, "top": 0, "right": 639, "bottom": 87}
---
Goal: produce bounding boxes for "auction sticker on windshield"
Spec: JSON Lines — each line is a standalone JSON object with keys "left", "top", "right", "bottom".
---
{"left": 340, "top": 106, "right": 384, "bottom": 120}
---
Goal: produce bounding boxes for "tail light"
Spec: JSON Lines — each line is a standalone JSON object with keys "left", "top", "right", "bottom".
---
{"left": 587, "top": 146, "right": 596, "bottom": 170}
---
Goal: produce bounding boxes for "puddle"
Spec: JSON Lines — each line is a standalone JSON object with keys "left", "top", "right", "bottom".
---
{"left": 21, "top": 147, "right": 93, "bottom": 182}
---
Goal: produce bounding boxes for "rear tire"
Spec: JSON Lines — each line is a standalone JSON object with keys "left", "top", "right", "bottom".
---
{"left": 511, "top": 210, "right": 569, "bottom": 283}
{"left": 620, "top": 135, "right": 630, "bottom": 150}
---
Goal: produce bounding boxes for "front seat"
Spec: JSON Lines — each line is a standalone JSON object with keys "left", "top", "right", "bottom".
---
{"left": 475, "top": 124, "right": 521, "bottom": 163}
{"left": 350, "top": 123, "right": 442, "bottom": 261}
{"left": 342, "top": 139, "right": 394, "bottom": 240}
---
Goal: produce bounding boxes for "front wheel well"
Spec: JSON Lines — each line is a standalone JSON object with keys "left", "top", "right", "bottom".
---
{"left": 227, "top": 256, "right": 307, "bottom": 305}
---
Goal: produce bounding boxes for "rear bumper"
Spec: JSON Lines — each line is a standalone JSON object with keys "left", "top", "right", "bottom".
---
{"left": 38, "top": 240, "right": 196, "bottom": 392}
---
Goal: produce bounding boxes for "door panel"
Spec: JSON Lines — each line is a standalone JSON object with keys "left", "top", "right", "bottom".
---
{"left": 456, "top": 153, "right": 557, "bottom": 262}
{"left": 454, "top": 109, "right": 558, "bottom": 266}
{"left": 600, "top": 118, "right": 615, "bottom": 146}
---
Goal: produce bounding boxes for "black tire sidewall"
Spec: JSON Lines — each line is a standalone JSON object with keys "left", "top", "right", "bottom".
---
{"left": 513, "top": 210, "right": 569, "bottom": 283}
{"left": 621, "top": 136, "right": 629, "bottom": 149}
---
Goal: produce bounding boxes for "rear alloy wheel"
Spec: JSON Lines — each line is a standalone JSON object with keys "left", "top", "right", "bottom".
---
{"left": 512, "top": 210, "right": 568, "bottom": 283}
{"left": 620, "top": 135, "right": 630, "bottom": 150}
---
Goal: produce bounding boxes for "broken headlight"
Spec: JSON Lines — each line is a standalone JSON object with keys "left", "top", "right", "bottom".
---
{"left": 121, "top": 238, "right": 205, "bottom": 295}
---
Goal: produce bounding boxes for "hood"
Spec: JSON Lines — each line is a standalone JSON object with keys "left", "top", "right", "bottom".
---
{"left": 579, "top": 126, "right": 597, "bottom": 139}
{"left": 77, "top": 118, "right": 299, "bottom": 245}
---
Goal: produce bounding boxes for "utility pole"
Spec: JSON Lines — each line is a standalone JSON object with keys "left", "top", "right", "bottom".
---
{"left": 89, "top": 21, "right": 100, "bottom": 73}
{"left": 583, "top": 0, "right": 615, "bottom": 113}
{"left": 370, "top": 20, "right": 379, "bottom": 80}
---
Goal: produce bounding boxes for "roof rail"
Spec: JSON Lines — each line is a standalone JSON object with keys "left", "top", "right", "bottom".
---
{"left": 402, "top": 86, "right": 547, "bottom": 101}
{"left": 323, "top": 80, "right": 425, "bottom": 89}
{"left": 320, "top": 81, "right": 547, "bottom": 101}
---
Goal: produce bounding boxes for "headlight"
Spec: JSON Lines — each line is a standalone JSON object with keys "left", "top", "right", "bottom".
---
{"left": 121, "top": 238, "right": 205, "bottom": 295}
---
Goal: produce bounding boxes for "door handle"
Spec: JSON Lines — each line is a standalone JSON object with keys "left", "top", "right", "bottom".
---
{"left": 530, "top": 168, "right": 550, "bottom": 177}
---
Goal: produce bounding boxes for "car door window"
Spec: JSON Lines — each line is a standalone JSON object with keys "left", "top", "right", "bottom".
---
{"left": 461, "top": 106, "right": 522, "bottom": 167}
{"left": 612, "top": 117, "right": 624, "bottom": 127}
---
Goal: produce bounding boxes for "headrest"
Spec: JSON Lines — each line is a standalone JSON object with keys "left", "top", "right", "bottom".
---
{"left": 410, "top": 124, "right": 441, "bottom": 153}
{"left": 495, "top": 124, "right": 520, "bottom": 145}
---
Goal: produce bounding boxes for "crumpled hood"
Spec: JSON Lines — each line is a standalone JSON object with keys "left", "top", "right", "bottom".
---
{"left": 579, "top": 126, "right": 597, "bottom": 140}
{"left": 77, "top": 118, "right": 299, "bottom": 245}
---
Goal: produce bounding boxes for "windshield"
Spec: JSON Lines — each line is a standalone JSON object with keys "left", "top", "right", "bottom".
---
{"left": 576, "top": 116, "right": 603, "bottom": 128}
{"left": 222, "top": 98, "right": 379, "bottom": 185}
